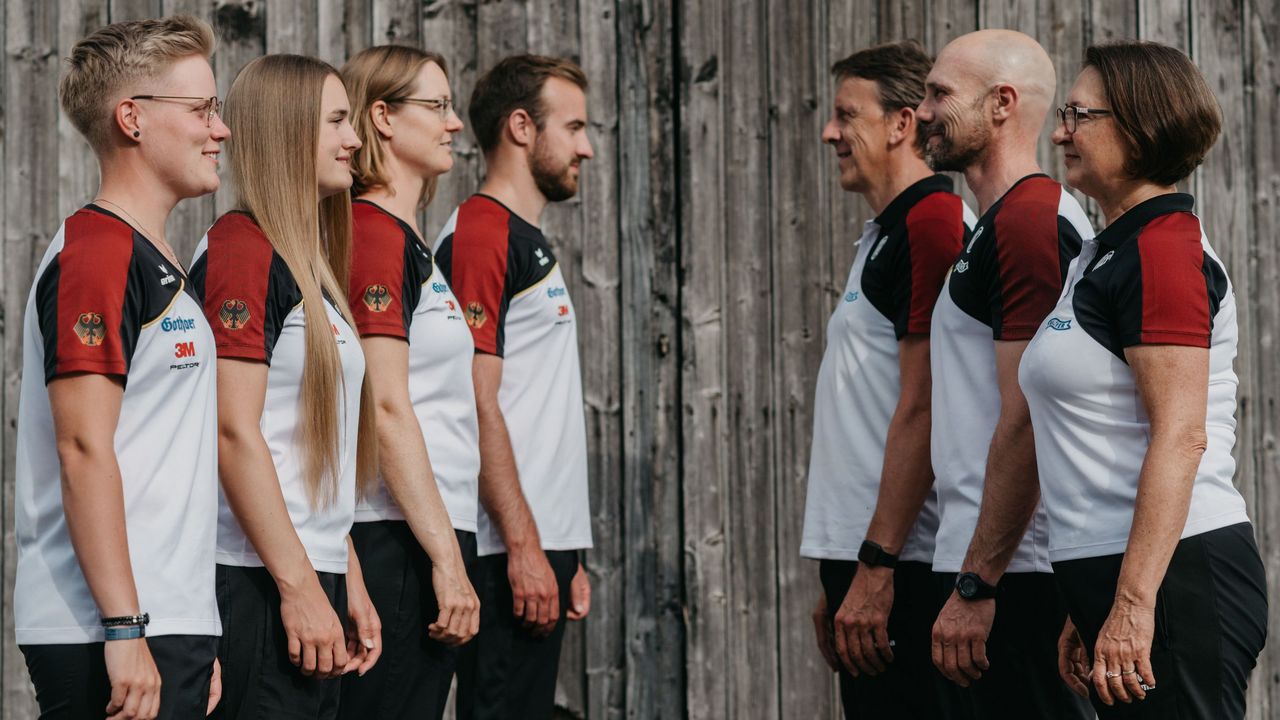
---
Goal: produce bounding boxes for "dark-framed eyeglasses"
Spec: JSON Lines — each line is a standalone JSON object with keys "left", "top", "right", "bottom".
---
{"left": 1056, "top": 104, "right": 1112, "bottom": 133}
{"left": 393, "top": 96, "right": 455, "bottom": 121}
{"left": 130, "top": 95, "right": 222, "bottom": 127}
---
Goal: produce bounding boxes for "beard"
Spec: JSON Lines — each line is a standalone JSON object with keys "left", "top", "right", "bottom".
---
{"left": 921, "top": 99, "right": 991, "bottom": 172}
{"left": 530, "top": 139, "right": 580, "bottom": 202}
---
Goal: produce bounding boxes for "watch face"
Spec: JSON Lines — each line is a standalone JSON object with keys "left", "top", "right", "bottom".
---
{"left": 958, "top": 575, "right": 977, "bottom": 598}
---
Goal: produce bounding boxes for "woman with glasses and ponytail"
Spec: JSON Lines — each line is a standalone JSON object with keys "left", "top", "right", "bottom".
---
{"left": 189, "top": 54, "right": 381, "bottom": 720}
{"left": 336, "top": 45, "right": 481, "bottom": 720}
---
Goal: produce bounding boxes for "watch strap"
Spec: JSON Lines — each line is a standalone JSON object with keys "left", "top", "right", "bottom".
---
{"left": 858, "top": 540, "right": 899, "bottom": 569}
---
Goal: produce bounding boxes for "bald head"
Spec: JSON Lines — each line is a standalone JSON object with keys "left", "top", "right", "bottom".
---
{"left": 937, "top": 30, "right": 1056, "bottom": 129}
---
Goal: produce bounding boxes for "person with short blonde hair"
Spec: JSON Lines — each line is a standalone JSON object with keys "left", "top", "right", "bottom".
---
{"left": 17, "top": 14, "right": 227, "bottom": 720}
{"left": 337, "top": 45, "right": 481, "bottom": 720}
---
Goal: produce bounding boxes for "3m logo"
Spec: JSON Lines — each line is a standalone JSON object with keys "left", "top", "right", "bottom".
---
{"left": 174, "top": 341, "right": 196, "bottom": 358}
{"left": 445, "top": 299, "right": 456, "bottom": 311}
{"left": 557, "top": 305, "right": 569, "bottom": 317}
{"left": 219, "top": 299, "right": 251, "bottom": 330}
{"left": 73, "top": 312, "right": 105, "bottom": 346}
{"left": 364, "top": 284, "right": 391, "bottom": 312}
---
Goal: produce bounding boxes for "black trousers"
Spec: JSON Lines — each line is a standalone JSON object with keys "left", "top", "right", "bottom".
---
{"left": 212, "top": 564, "right": 347, "bottom": 720}
{"left": 935, "top": 571, "right": 1094, "bottom": 720}
{"left": 1054, "top": 522, "right": 1268, "bottom": 720}
{"left": 339, "top": 522, "right": 479, "bottom": 720}
{"left": 455, "top": 549, "right": 579, "bottom": 720}
{"left": 21, "top": 634, "right": 217, "bottom": 720}
{"left": 819, "top": 560, "right": 966, "bottom": 720}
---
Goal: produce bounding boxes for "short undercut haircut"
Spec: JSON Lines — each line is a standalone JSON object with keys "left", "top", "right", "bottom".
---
{"left": 831, "top": 41, "right": 933, "bottom": 151}
{"left": 469, "top": 54, "right": 588, "bottom": 155}
{"left": 1083, "top": 41, "right": 1221, "bottom": 186}
{"left": 60, "top": 15, "right": 216, "bottom": 152}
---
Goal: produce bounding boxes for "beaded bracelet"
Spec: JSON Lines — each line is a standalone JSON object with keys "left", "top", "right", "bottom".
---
{"left": 101, "top": 612, "right": 149, "bottom": 628}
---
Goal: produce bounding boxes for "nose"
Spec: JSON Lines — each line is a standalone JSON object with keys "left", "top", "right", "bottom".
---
{"left": 447, "top": 108, "right": 464, "bottom": 133}
{"left": 578, "top": 134, "right": 594, "bottom": 160}
{"left": 821, "top": 118, "right": 840, "bottom": 145}
{"left": 210, "top": 114, "right": 231, "bottom": 141}
{"left": 343, "top": 124, "right": 362, "bottom": 151}
{"left": 1050, "top": 124, "right": 1069, "bottom": 146}
{"left": 915, "top": 99, "right": 933, "bottom": 123}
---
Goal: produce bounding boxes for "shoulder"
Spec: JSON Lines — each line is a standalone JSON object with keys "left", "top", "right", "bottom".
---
{"left": 60, "top": 207, "right": 138, "bottom": 269}
{"left": 207, "top": 212, "right": 272, "bottom": 255}
{"left": 1137, "top": 210, "right": 1203, "bottom": 251}
{"left": 905, "top": 191, "right": 965, "bottom": 235}
{"left": 353, "top": 201, "right": 411, "bottom": 252}
{"left": 452, "top": 196, "right": 516, "bottom": 250}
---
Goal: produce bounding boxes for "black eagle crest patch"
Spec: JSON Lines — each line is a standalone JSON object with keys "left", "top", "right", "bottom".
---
{"left": 363, "top": 284, "right": 391, "bottom": 312}
{"left": 73, "top": 312, "right": 105, "bottom": 346}
{"left": 219, "top": 299, "right": 251, "bottom": 330}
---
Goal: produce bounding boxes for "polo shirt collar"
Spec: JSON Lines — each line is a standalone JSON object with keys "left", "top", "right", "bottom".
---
{"left": 1096, "top": 192, "right": 1194, "bottom": 248}
{"left": 874, "top": 174, "right": 954, "bottom": 230}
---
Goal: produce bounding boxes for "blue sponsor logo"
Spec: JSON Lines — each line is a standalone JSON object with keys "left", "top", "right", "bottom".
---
{"left": 431, "top": 282, "right": 448, "bottom": 293}
{"left": 1047, "top": 317, "right": 1072, "bottom": 331}
{"left": 161, "top": 316, "right": 197, "bottom": 332}
{"left": 547, "top": 286, "right": 567, "bottom": 298}
{"left": 844, "top": 291, "right": 859, "bottom": 303}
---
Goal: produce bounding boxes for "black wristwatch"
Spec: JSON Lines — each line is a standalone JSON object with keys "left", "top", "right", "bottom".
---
{"left": 857, "top": 540, "right": 898, "bottom": 569}
{"left": 955, "top": 572, "right": 998, "bottom": 600}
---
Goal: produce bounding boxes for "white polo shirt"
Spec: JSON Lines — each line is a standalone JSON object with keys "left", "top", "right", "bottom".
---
{"left": 930, "top": 175, "right": 1093, "bottom": 574}
{"left": 434, "top": 195, "right": 592, "bottom": 557}
{"left": 1019, "top": 193, "right": 1248, "bottom": 562}
{"left": 192, "top": 212, "right": 364, "bottom": 574}
{"left": 801, "top": 175, "right": 973, "bottom": 563}
{"left": 347, "top": 200, "right": 479, "bottom": 532}
{"left": 15, "top": 205, "right": 221, "bottom": 643}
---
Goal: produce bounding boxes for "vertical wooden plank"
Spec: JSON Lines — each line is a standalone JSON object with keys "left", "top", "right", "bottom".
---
{"left": 316, "top": 0, "right": 354, "bottom": 66}
{"left": 2, "top": 1, "right": 59, "bottom": 716}
{"left": 210, "top": 0, "right": 265, "bottom": 216}
{"left": 677, "top": 0, "right": 731, "bottom": 711}
{"left": 1076, "top": 0, "right": 1138, "bottom": 229}
{"left": 1138, "top": 0, "right": 1195, "bottom": 194}
{"left": 878, "top": 0, "right": 927, "bottom": 42}
{"left": 1243, "top": 0, "right": 1280, "bottom": 716}
{"left": 1036, "top": 0, "right": 1085, "bottom": 183}
{"left": 927, "top": 0, "right": 979, "bottom": 215}
{"left": 617, "top": 0, "right": 686, "bottom": 710}
{"left": 372, "top": 0, "right": 420, "bottom": 45}
{"left": 767, "top": 0, "right": 832, "bottom": 716}
{"left": 57, "top": 0, "right": 107, "bottom": 222}
{"left": 264, "top": 0, "right": 318, "bottom": 55}
{"left": 162, "top": 0, "right": 216, "bottom": 263}
{"left": 108, "top": 0, "right": 162, "bottom": 21}
{"left": 421, "top": 0, "right": 481, "bottom": 241}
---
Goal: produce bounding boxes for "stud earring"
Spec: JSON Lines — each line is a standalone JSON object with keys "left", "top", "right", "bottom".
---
{"left": 133, "top": 130, "right": 140, "bottom": 138}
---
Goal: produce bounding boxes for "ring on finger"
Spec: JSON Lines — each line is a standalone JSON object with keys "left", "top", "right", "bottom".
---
{"left": 1105, "top": 671, "right": 1122, "bottom": 679}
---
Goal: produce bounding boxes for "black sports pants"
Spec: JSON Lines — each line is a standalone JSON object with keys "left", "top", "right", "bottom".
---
{"left": 1053, "top": 522, "right": 1267, "bottom": 720}
{"left": 455, "top": 549, "right": 578, "bottom": 720}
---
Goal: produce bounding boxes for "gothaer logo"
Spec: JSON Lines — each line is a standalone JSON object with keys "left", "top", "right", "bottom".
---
{"left": 219, "top": 299, "right": 251, "bottom": 330}
{"left": 1047, "top": 317, "right": 1072, "bottom": 331}
{"left": 465, "top": 301, "right": 487, "bottom": 329}
{"left": 363, "top": 284, "right": 391, "bottom": 312}
{"left": 73, "top": 312, "right": 105, "bottom": 346}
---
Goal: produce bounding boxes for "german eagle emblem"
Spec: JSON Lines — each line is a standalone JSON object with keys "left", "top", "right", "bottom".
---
{"left": 73, "top": 312, "right": 105, "bottom": 346}
{"left": 465, "top": 302, "right": 487, "bottom": 329}
{"left": 219, "top": 299, "right": 251, "bottom": 330}
{"left": 363, "top": 284, "right": 391, "bottom": 312}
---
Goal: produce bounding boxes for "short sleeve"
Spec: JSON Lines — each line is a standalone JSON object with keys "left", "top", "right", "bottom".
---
{"left": 349, "top": 208, "right": 419, "bottom": 339}
{"left": 901, "top": 193, "right": 966, "bottom": 337}
{"left": 1116, "top": 212, "right": 1215, "bottom": 349}
{"left": 196, "top": 214, "right": 290, "bottom": 363}
{"left": 444, "top": 206, "right": 513, "bottom": 357}
{"left": 38, "top": 213, "right": 140, "bottom": 383}
{"left": 991, "top": 194, "right": 1069, "bottom": 341}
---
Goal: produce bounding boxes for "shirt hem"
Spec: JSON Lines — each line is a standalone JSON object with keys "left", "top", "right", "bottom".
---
{"left": 1048, "top": 509, "right": 1251, "bottom": 563}
{"left": 17, "top": 618, "right": 222, "bottom": 645}
{"left": 216, "top": 552, "right": 348, "bottom": 574}
{"left": 477, "top": 536, "right": 594, "bottom": 557}
{"left": 800, "top": 545, "right": 935, "bottom": 564}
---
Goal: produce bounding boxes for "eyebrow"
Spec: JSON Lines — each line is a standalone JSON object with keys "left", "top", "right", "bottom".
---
{"left": 330, "top": 108, "right": 349, "bottom": 119}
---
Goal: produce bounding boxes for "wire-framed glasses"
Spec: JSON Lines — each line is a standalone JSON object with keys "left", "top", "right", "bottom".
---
{"left": 130, "top": 95, "right": 222, "bottom": 127}
{"left": 1056, "top": 104, "right": 1113, "bottom": 133}
{"left": 394, "top": 96, "right": 455, "bottom": 121}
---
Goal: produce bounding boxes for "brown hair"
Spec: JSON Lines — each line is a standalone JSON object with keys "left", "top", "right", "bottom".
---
{"left": 224, "top": 54, "right": 377, "bottom": 507}
{"left": 468, "top": 54, "right": 587, "bottom": 154}
{"left": 831, "top": 41, "right": 933, "bottom": 151}
{"left": 1083, "top": 41, "right": 1221, "bottom": 185}
{"left": 60, "top": 15, "right": 215, "bottom": 152}
{"left": 341, "top": 45, "right": 449, "bottom": 203}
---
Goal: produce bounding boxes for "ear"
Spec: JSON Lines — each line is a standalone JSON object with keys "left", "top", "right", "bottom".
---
{"left": 114, "top": 99, "right": 143, "bottom": 142}
{"left": 505, "top": 108, "right": 536, "bottom": 148}
{"left": 990, "top": 83, "right": 1018, "bottom": 122}
{"left": 369, "top": 100, "right": 394, "bottom": 140}
{"left": 886, "top": 106, "right": 915, "bottom": 148}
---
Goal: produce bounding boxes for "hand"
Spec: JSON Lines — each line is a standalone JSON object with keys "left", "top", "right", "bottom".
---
{"left": 206, "top": 658, "right": 221, "bottom": 715}
{"left": 566, "top": 563, "right": 591, "bottom": 620}
{"left": 427, "top": 561, "right": 481, "bottom": 646}
{"left": 812, "top": 594, "right": 839, "bottom": 672}
{"left": 833, "top": 564, "right": 896, "bottom": 676}
{"left": 1057, "top": 617, "right": 1090, "bottom": 699}
{"left": 931, "top": 591, "right": 994, "bottom": 687}
{"left": 279, "top": 577, "right": 349, "bottom": 679}
{"left": 343, "top": 570, "right": 382, "bottom": 676}
{"left": 104, "top": 637, "right": 161, "bottom": 720}
{"left": 508, "top": 547, "right": 560, "bottom": 637}
{"left": 1091, "top": 597, "right": 1156, "bottom": 705}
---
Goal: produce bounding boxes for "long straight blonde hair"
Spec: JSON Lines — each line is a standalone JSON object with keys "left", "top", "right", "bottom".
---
{"left": 224, "top": 54, "right": 377, "bottom": 508}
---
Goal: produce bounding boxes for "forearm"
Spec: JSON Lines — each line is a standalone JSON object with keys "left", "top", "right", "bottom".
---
{"left": 1115, "top": 433, "right": 1202, "bottom": 606}
{"left": 961, "top": 412, "right": 1039, "bottom": 580}
{"left": 864, "top": 403, "right": 934, "bottom": 554}
{"left": 218, "top": 429, "right": 315, "bottom": 592}
{"left": 475, "top": 401, "right": 540, "bottom": 553}
{"left": 59, "top": 446, "right": 142, "bottom": 617}
{"left": 374, "top": 399, "right": 464, "bottom": 570}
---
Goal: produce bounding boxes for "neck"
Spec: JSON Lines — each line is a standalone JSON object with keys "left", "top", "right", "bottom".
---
{"left": 359, "top": 167, "right": 427, "bottom": 238}
{"left": 477, "top": 152, "right": 548, "bottom": 228}
{"left": 94, "top": 159, "right": 181, "bottom": 243}
{"left": 863, "top": 152, "right": 934, "bottom": 217}
{"left": 962, "top": 136, "right": 1043, "bottom": 215}
{"left": 1096, "top": 181, "right": 1176, "bottom": 227}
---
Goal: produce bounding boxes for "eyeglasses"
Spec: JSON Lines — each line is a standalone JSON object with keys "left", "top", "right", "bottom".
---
{"left": 1056, "top": 104, "right": 1112, "bottom": 133}
{"left": 130, "top": 95, "right": 222, "bottom": 127}
{"left": 393, "top": 96, "right": 455, "bottom": 121}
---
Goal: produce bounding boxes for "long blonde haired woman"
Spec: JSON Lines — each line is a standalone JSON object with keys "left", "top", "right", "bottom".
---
{"left": 190, "top": 54, "right": 380, "bottom": 719}
{"left": 336, "top": 45, "right": 480, "bottom": 720}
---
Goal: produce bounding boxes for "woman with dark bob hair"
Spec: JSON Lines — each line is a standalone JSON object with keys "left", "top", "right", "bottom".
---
{"left": 1019, "top": 41, "right": 1266, "bottom": 719}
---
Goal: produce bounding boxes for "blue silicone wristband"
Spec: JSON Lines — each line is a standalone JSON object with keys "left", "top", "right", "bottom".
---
{"left": 104, "top": 624, "right": 146, "bottom": 641}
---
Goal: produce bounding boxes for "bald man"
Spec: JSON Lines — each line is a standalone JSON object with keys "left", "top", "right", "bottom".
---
{"left": 915, "top": 30, "right": 1095, "bottom": 719}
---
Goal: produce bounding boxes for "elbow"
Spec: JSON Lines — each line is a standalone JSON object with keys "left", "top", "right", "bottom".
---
{"left": 1172, "top": 426, "right": 1209, "bottom": 460}
{"left": 55, "top": 434, "right": 109, "bottom": 474}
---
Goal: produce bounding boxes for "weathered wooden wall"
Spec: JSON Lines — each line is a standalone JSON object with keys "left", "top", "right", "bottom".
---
{"left": 0, "top": 0, "right": 1274, "bottom": 718}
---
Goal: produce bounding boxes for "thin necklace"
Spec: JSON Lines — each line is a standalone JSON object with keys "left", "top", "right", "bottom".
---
{"left": 92, "top": 197, "right": 183, "bottom": 271}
